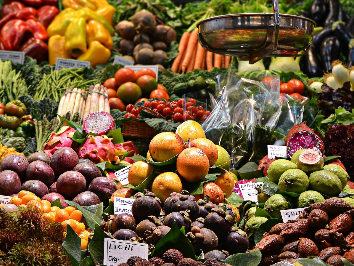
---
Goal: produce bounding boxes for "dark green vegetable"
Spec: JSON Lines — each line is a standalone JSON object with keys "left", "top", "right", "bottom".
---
{"left": 2, "top": 137, "right": 27, "bottom": 152}
{"left": 5, "top": 129, "right": 15, "bottom": 138}
{"left": 320, "top": 36, "right": 340, "bottom": 72}
{"left": 15, "top": 127, "right": 28, "bottom": 139}
{"left": 19, "top": 121, "right": 35, "bottom": 137}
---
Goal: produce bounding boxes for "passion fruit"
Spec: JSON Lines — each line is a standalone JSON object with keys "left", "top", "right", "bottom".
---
{"left": 189, "top": 138, "right": 218, "bottom": 166}
{"left": 149, "top": 132, "right": 185, "bottom": 162}
{"left": 176, "top": 120, "right": 206, "bottom": 142}
{"left": 151, "top": 172, "right": 182, "bottom": 203}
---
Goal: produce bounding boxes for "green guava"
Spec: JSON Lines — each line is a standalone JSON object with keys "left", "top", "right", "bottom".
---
{"left": 278, "top": 169, "right": 309, "bottom": 194}
{"left": 245, "top": 216, "right": 268, "bottom": 236}
{"left": 309, "top": 170, "right": 342, "bottom": 196}
{"left": 297, "top": 149, "right": 324, "bottom": 173}
{"left": 291, "top": 149, "right": 306, "bottom": 164}
{"left": 297, "top": 190, "right": 325, "bottom": 208}
{"left": 342, "top": 197, "right": 354, "bottom": 207}
{"left": 214, "top": 145, "right": 231, "bottom": 170}
{"left": 324, "top": 164, "right": 349, "bottom": 189}
{"left": 245, "top": 206, "right": 257, "bottom": 222}
{"left": 267, "top": 159, "right": 297, "bottom": 184}
{"left": 264, "top": 194, "right": 289, "bottom": 219}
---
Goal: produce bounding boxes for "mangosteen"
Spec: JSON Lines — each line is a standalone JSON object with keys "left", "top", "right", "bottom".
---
{"left": 191, "top": 218, "right": 204, "bottom": 229}
{"left": 28, "top": 151, "right": 51, "bottom": 165}
{"left": 0, "top": 170, "right": 21, "bottom": 196}
{"left": 73, "top": 162, "right": 102, "bottom": 185}
{"left": 163, "top": 212, "right": 190, "bottom": 231}
{"left": 88, "top": 176, "right": 117, "bottom": 205}
{"left": 21, "top": 180, "right": 49, "bottom": 198}
{"left": 50, "top": 147, "right": 79, "bottom": 176}
{"left": 170, "top": 198, "right": 200, "bottom": 220}
{"left": 136, "top": 219, "right": 157, "bottom": 238}
{"left": 191, "top": 228, "right": 218, "bottom": 255}
{"left": 222, "top": 231, "right": 249, "bottom": 254}
{"left": 73, "top": 191, "right": 100, "bottom": 206}
{"left": 26, "top": 160, "right": 55, "bottom": 187}
{"left": 204, "top": 250, "right": 229, "bottom": 260}
{"left": 113, "top": 229, "right": 138, "bottom": 240}
{"left": 204, "top": 208, "right": 234, "bottom": 237}
{"left": 132, "top": 192, "right": 161, "bottom": 222}
{"left": 1, "top": 154, "right": 28, "bottom": 180}
{"left": 111, "top": 213, "right": 136, "bottom": 233}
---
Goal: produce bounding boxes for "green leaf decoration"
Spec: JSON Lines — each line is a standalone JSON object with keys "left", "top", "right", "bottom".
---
{"left": 151, "top": 221, "right": 196, "bottom": 259}
{"left": 66, "top": 201, "right": 104, "bottom": 230}
{"left": 227, "top": 192, "right": 244, "bottom": 208}
{"left": 95, "top": 161, "right": 128, "bottom": 172}
{"left": 253, "top": 218, "right": 282, "bottom": 245}
{"left": 88, "top": 224, "right": 113, "bottom": 265}
{"left": 278, "top": 191, "right": 300, "bottom": 198}
{"left": 58, "top": 115, "right": 84, "bottom": 136}
{"left": 237, "top": 162, "right": 263, "bottom": 180}
{"left": 51, "top": 198, "right": 63, "bottom": 208}
{"left": 255, "top": 207, "right": 272, "bottom": 218}
{"left": 184, "top": 172, "right": 221, "bottom": 195}
{"left": 324, "top": 156, "right": 341, "bottom": 163}
{"left": 224, "top": 249, "right": 262, "bottom": 266}
{"left": 80, "top": 257, "right": 95, "bottom": 266}
{"left": 73, "top": 131, "right": 86, "bottom": 144}
{"left": 62, "top": 225, "right": 82, "bottom": 266}
{"left": 342, "top": 258, "right": 354, "bottom": 266}
{"left": 297, "top": 257, "right": 330, "bottom": 265}
{"left": 104, "top": 200, "right": 114, "bottom": 215}
{"left": 257, "top": 177, "right": 279, "bottom": 196}
{"left": 130, "top": 154, "right": 178, "bottom": 166}
{"left": 106, "top": 128, "right": 124, "bottom": 144}
{"left": 126, "top": 169, "right": 157, "bottom": 192}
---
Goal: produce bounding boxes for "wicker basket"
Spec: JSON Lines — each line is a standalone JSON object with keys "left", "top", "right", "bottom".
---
{"left": 122, "top": 120, "right": 159, "bottom": 138}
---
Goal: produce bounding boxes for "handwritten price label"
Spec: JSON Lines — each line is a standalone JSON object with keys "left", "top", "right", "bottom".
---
{"left": 114, "top": 165, "right": 131, "bottom": 186}
{"left": 113, "top": 56, "right": 134, "bottom": 66}
{"left": 0, "top": 195, "right": 11, "bottom": 204}
{"left": 267, "top": 145, "right": 287, "bottom": 159}
{"left": 55, "top": 58, "right": 90, "bottom": 71}
{"left": 280, "top": 208, "right": 306, "bottom": 222}
{"left": 113, "top": 197, "right": 135, "bottom": 215}
{"left": 239, "top": 182, "right": 263, "bottom": 203}
{"left": 0, "top": 51, "right": 25, "bottom": 64}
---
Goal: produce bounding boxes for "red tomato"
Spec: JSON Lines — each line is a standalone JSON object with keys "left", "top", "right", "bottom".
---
{"left": 114, "top": 68, "right": 137, "bottom": 87}
{"left": 136, "top": 68, "right": 157, "bottom": 79}
{"left": 280, "top": 83, "right": 294, "bottom": 94}
{"left": 0, "top": 108, "right": 4, "bottom": 115}
{"left": 173, "top": 112, "right": 184, "bottom": 122}
{"left": 157, "top": 84, "right": 168, "bottom": 93}
{"left": 261, "top": 77, "right": 282, "bottom": 89}
{"left": 107, "top": 89, "right": 118, "bottom": 99}
{"left": 109, "top": 98, "right": 126, "bottom": 111}
{"left": 125, "top": 104, "right": 134, "bottom": 113}
{"left": 150, "top": 89, "right": 170, "bottom": 100}
{"left": 0, "top": 102, "right": 4, "bottom": 109}
{"left": 289, "top": 93, "right": 303, "bottom": 100}
{"left": 287, "top": 79, "right": 305, "bottom": 94}
{"left": 103, "top": 78, "right": 118, "bottom": 90}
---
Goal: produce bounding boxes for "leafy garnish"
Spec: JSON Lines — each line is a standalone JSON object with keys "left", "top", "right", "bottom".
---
{"left": 88, "top": 224, "right": 113, "bottom": 265}
{"left": 65, "top": 201, "right": 103, "bottom": 231}
{"left": 227, "top": 192, "right": 244, "bottom": 208}
{"left": 237, "top": 162, "right": 263, "bottom": 180}
{"left": 62, "top": 225, "right": 82, "bottom": 266}
{"left": 224, "top": 249, "right": 262, "bottom": 266}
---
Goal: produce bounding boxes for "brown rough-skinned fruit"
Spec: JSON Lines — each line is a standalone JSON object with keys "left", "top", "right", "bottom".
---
{"left": 50, "top": 147, "right": 79, "bottom": 176}
{"left": 311, "top": 198, "right": 353, "bottom": 216}
{"left": 326, "top": 255, "right": 344, "bottom": 266}
{"left": 26, "top": 160, "right": 55, "bottom": 187}
{"left": 269, "top": 223, "right": 291, "bottom": 235}
{"left": 0, "top": 170, "right": 21, "bottom": 196}
{"left": 56, "top": 171, "right": 86, "bottom": 200}
{"left": 259, "top": 254, "right": 278, "bottom": 266}
{"left": 346, "top": 232, "right": 354, "bottom": 245}
{"left": 298, "top": 238, "right": 319, "bottom": 257}
{"left": 308, "top": 209, "right": 329, "bottom": 230}
{"left": 281, "top": 240, "right": 299, "bottom": 253}
{"left": 280, "top": 219, "right": 309, "bottom": 240}
{"left": 1, "top": 154, "right": 28, "bottom": 180}
{"left": 315, "top": 228, "right": 331, "bottom": 243}
{"left": 344, "top": 249, "right": 354, "bottom": 263}
{"left": 254, "top": 234, "right": 284, "bottom": 254}
{"left": 319, "top": 247, "right": 341, "bottom": 261}
{"left": 330, "top": 213, "right": 353, "bottom": 233}
{"left": 278, "top": 251, "right": 299, "bottom": 261}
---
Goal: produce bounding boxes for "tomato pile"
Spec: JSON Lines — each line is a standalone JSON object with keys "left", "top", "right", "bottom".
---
{"left": 261, "top": 77, "right": 306, "bottom": 100}
{"left": 124, "top": 98, "right": 211, "bottom": 122}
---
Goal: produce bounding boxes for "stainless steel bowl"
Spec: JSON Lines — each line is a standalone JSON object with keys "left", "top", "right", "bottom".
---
{"left": 197, "top": 13, "right": 316, "bottom": 63}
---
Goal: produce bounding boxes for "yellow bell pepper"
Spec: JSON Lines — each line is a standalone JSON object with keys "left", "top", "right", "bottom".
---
{"left": 77, "top": 41, "right": 111, "bottom": 67}
{"left": 47, "top": 8, "right": 76, "bottom": 36}
{"left": 86, "top": 20, "right": 113, "bottom": 50}
{"left": 88, "top": 0, "right": 109, "bottom": 10}
{"left": 95, "top": 5, "right": 115, "bottom": 26}
{"left": 48, "top": 35, "right": 71, "bottom": 65}
{"left": 65, "top": 17, "right": 87, "bottom": 58}
{"left": 62, "top": 0, "right": 96, "bottom": 10}
{"left": 76, "top": 8, "right": 114, "bottom": 35}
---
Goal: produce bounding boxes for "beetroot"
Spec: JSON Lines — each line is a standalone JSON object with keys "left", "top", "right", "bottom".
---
{"left": 132, "top": 10, "right": 156, "bottom": 35}
{"left": 115, "top": 20, "right": 135, "bottom": 40}
{"left": 258, "top": 155, "right": 276, "bottom": 177}
{"left": 285, "top": 122, "right": 314, "bottom": 145}
{"left": 42, "top": 126, "right": 76, "bottom": 158}
{"left": 287, "top": 130, "right": 324, "bottom": 158}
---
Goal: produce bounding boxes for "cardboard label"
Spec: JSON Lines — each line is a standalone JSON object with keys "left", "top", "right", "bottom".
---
{"left": 281, "top": 208, "right": 306, "bottom": 222}
{"left": 113, "top": 56, "right": 134, "bottom": 66}
{"left": 267, "top": 145, "right": 287, "bottom": 159}
{"left": 114, "top": 165, "right": 131, "bottom": 186}
{"left": 103, "top": 239, "right": 148, "bottom": 265}
{"left": 125, "top": 65, "right": 159, "bottom": 81}
{"left": 114, "top": 197, "right": 135, "bottom": 215}
{"left": 55, "top": 58, "right": 90, "bottom": 71}
{"left": 239, "top": 182, "right": 264, "bottom": 203}
{"left": 0, "top": 195, "right": 11, "bottom": 205}
{"left": 0, "top": 51, "right": 25, "bottom": 64}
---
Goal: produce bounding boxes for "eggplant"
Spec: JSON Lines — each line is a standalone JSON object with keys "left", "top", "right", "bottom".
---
{"left": 324, "top": 0, "right": 343, "bottom": 26}
{"left": 320, "top": 36, "right": 340, "bottom": 72}
{"left": 302, "top": 44, "right": 324, "bottom": 78}
{"left": 343, "top": 10, "right": 351, "bottom": 23}
{"left": 333, "top": 23, "right": 354, "bottom": 56}
{"left": 347, "top": 17, "right": 354, "bottom": 34}
{"left": 348, "top": 48, "right": 354, "bottom": 68}
{"left": 312, "top": 26, "right": 333, "bottom": 50}
{"left": 310, "top": 0, "right": 328, "bottom": 26}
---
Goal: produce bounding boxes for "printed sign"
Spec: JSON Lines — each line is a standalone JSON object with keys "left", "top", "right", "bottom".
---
{"left": 267, "top": 145, "right": 287, "bottom": 159}
{"left": 114, "top": 165, "right": 131, "bottom": 186}
{"left": 125, "top": 65, "right": 159, "bottom": 81}
{"left": 239, "top": 182, "right": 264, "bottom": 203}
{"left": 0, "top": 51, "right": 25, "bottom": 64}
{"left": 113, "top": 56, "right": 134, "bottom": 66}
{"left": 281, "top": 207, "right": 306, "bottom": 222}
{"left": 104, "top": 239, "right": 148, "bottom": 265}
{"left": 0, "top": 195, "right": 12, "bottom": 205}
{"left": 55, "top": 58, "right": 90, "bottom": 71}
{"left": 114, "top": 197, "right": 135, "bottom": 215}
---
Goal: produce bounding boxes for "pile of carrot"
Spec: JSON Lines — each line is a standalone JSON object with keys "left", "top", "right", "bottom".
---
{"left": 171, "top": 29, "right": 231, "bottom": 73}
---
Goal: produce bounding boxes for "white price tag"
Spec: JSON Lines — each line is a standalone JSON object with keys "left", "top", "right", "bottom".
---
{"left": 114, "top": 197, "right": 135, "bottom": 215}
{"left": 281, "top": 207, "right": 306, "bottom": 223}
{"left": 113, "top": 56, "right": 134, "bottom": 66}
{"left": 239, "top": 182, "right": 264, "bottom": 203}
{"left": 0, "top": 195, "right": 12, "bottom": 205}
{"left": 125, "top": 65, "right": 159, "bottom": 81}
{"left": 103, "top": 239, "right": 148, "bottom": 265}
{"left": 55, "top": 58, "right": 90, "bottom": 71}
{"left": 267, "top": 145, "right": 287, "bottom": 159}
{"left": 114, "top": 165, "right": 131, "bottom": 186}
{"left": 0, "top": 51, "right": 25, "bottom": 64}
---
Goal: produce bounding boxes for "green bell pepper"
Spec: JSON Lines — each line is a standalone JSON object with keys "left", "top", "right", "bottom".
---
{"left": 19, "top": 121, "right": 35, "bottom": 137}
{"left": 15, "top": 127, "right": 28, "bottom": 139}
{"left": 5, "top": 129, "right": 15, "bottom": 138}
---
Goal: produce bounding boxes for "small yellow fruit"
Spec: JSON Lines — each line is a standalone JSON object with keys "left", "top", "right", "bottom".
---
{"left": 149, "top": 132, "right": 185, "bottom": 162}
{"left": 151, "top": 172, "right": 183, "bottom": 202}
{"left": 215, "top": 171, "right": 235, "bottom": 198}
{"left": 128, "top": 161, "right": 154, "bottom": 186}
{"left": 176, "top": 120, "right": 206, "bottom": 142}
{"left": 203, "top": 182, "right": 224, "bottom": 204}
{"left": 214, "top": 145, "right": 231, "bottom": 170}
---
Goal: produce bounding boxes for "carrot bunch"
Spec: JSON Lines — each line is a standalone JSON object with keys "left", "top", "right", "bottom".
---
{"left": 172, "top": 29, "right": 231, "bottom": 73}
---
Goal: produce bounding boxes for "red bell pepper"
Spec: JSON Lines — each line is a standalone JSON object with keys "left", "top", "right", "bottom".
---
{"left": 1, "top": 2, "right": 25, "bottom": 18}
{"left": 0, "top": 12, "right": 18, "bottom": 30}
{"left": 20, "top": 38, "right": 48, "bottom": 63}
{"left": 0, "top": 38, "right": 5, "bottom": 50}
{"left": 16, "top": 7, "right": 37, "bottom": 21}
{"left": 26, "top": 19, "right": 48, "bottom": 41}
{"left": 19, "top": 0, "right": 42, "bottom": 8}
{"left": 37, "top": 6, "right": 59, "bottom": 29}
{"left": 42, "top": 0, "right": 58, "bottom": 6}
{"left": 1, "top": 20, "right": 33, "bottom": 51}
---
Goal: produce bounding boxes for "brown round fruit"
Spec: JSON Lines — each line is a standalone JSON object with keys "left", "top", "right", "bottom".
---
{"left": 128, "top": 161, "right": 154, "bottom": 186}
{"left": 203, "top": 182, "right": 224, "bottom": 204}
{"left": 0, "top": 170, "right": 21, "bottom": 196}
{"left": 117, "top": 82, "right": 142, "bottom": 104}
{"left": 104, "top": 78, "right": 118, "bottom": 90}
{"left": 137, "top": 75, "right": 158, "bottom": 97}
{"left": 50, "top": 147, "right": 79, "bottom": 176}
{"left": 189, "top": 138, "right": 218, "bottom": 166}
{"left": 176, "top": 148, "right": 210, "bottom": 182}
{"left": 109, "top": 97, "right": 126, "bottom": 111}
{"left": 150, "top": 89, "right": 169, "bottom": 100}
{"left": 107, "top": 88, "right": 118, "bottom": 99}
{"left": 151, "top": 172, "right": 183, "bottom": 202}
{"left": 149, "top": 132, "right": 185, "bottom": 162}
{"left": 215, "top": 171, "right": 235, "bottom": 198}
{"left": 114, "top": 68, "right": 137, "bottom": 87}
{"left": 56, "top": 171, "right": 86, "bottom": 200}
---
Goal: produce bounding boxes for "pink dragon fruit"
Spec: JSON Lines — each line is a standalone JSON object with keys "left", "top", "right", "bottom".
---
{"left": 83, "top": 111, "right": 115, "bottom": 135}
{"left": 258, "top": 155, "right": 276, "bottom": 177}
{"left": 233, "top": 178, "right": 257, "bottom": 199}
{"left": 42, "top": 126, "right": 76, "bottom": 157}
{"left": 287, "top": 130, "right": 324, "bottom": 158}
{"left": 77, "top": 135, "right": 122, "bottom": 163}
{"left": 115, "top": 141, "right": 139, "bottom": 164}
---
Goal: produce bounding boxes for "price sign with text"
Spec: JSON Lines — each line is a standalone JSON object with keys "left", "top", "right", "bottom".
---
{"left": 0, "top": 195, "right": 11, "bottom": 205}
{"left": 281, "top": 208, "right": 306, "bottom": 222}
{"left": 239, "top": 182, "right": 264, "bottom": 203}
{"left": 114, "top": 197, "right": 135, "bottom": 215}
{"left": 113, "top": 56, "right": 134, "bottom": 66}
{"left": 267, "top": 145, "right": 287, "bottom": 159}
{"left": 114, "top": 165, "right": 131, "bottom": 186}
{"left": 55, "top": 58, "right": 90, "bottom": 71}
{"left": 0, "top": 51, "right": 25, "bottom": 64}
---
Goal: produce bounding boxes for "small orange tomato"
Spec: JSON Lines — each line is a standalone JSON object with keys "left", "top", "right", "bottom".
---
{"left": 135, "top": 98, "right": 148, "bottom": 104}
{"left": 107, "top": 88, "right": 118, "bottom": 99}
{"left": 103, "top": 78, "right": 118, "bottom": 90}
{"left": 109, "top": 97, "right": 126, "bottom": 111}
{"left": 136, "top": 68, "right": 157, "bottom": 79}
{"left": 157, "top": 84, "right": 168, "bottom": 93}
{"left": 280, "top": 83, "right": 294, "bottom": 94}
{"left": 150, "top": 89, "right": 170, "bottom": 100}
{"left": 0, "top": 108, "right": 4, "bottom": 115}
{"left": 290, "top": 92, "right": 303, "bottom": 100}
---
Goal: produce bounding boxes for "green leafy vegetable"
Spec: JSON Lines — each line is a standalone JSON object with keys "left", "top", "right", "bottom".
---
{"left": 224, "top": 249, "right": 262, "bottom": 266}
{"left": 227, "top": 192, "right": 244, "bottom": 208}
{"left": 237, "top": 162, "right": 263, "bottom": 180}
{"left": 88, "top": 224, "right": 113, "bottom": 265}
{"left": 19, "top": 95, "right": 59, "bottom": 121}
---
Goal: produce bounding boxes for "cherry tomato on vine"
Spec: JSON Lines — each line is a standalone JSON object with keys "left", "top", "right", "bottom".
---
{"left": 188, "top": 98, "right": 196, "bottom": 105}
{"left": 280, "top": 83, "right": 294, "bottom": 94}
{"left": 288, "top": 79, "right": 305, "bottom": 94}
{"left": 126, "top": 104, "right": 134, "bottom": 112}
{"left": 163, "top": 107, "right": 172, "bottom": 117}
{"left": 173, "top": 113, "right": 184, "bottom": 122}
{"left": 290, "top": 93, "right": 303, "bottom": 100}
{"left": 173, "top": 107, "right": 183, "bottom": 114}
{"left": 177, "top": 98, "right": 186, "bottom": 108}
{"left": 124, "top": 113, "right": 136, "bottom": 119}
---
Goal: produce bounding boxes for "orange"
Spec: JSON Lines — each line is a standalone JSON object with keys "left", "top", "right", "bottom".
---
{"left": 55, "top": 209, "right": 70, "bottom": 223}
{"left": 18, "top": 190, "right": 35, "bottom": 199}
{"left": 149, "top": 132, "right": 185, "bottom": 162}
{"left": 157, "top": 84, "right": 168, "bottom": 93}
{"left": 117, "top": 82, "right": 142, "bottom": 104}
{"left": 151, "top": 172, "right": 182, "bottom": 202}
{"left": 42, "top": 212, "right": 56, "bottom": 222}
{"left": 51, "top": 206, "right": 61, "bottom": 212}
{"left": 81, "top": 239, "right": 88, "bottom": 250}
{"left": 107, "top": 88, "right": 118, "bottom": 99}
{"left": 41, "top": 200, "right": 52, "bottom": 213}
{"left": 136, "top": 75, "right": 158, "bottom": 96}
{"left": 69, "top": 210, "right": 83, "bottom": 222}
{"left": 128, "top": 161, "right": 154, "bottom": 186}
{"left": 114, "top": 68, "right": 137, "bottom": 87}
{"left": 64, "top": 206, "right": 77, "bottom": 215}
{"left": 150, "top": 89, "right": 169, "bottom": 100}
{"left": 10, "top": 196, "right": 22, "bottom": 205}
{"left": 215, "top": 171, "right": 235, "bottom": 198}
{"left": 109, "top": 97, "right": 126, "bottom": 111}
{"left": 189, "top": 138, "right": 218, "bottom": 166}
{"left": 136, "top": 68, "right": 156, "bottom": 79}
